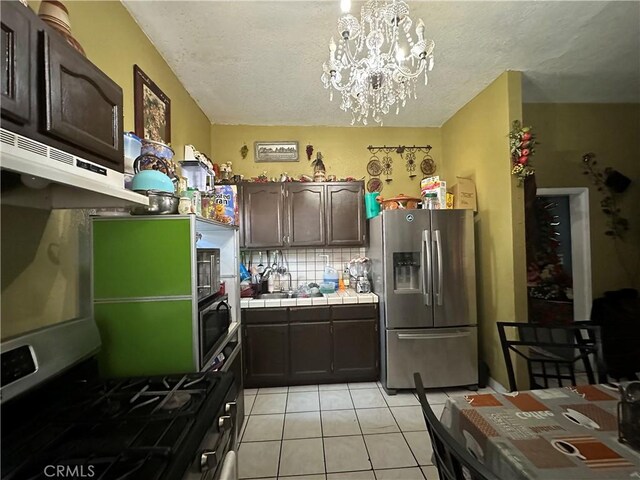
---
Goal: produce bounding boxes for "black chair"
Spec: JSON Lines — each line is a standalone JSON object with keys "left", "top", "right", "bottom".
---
{"left": 497, "top": 321, "right": 604, "bottom": 392}
{"left": 413, "top": 373, "right": 499, "bottom": 480}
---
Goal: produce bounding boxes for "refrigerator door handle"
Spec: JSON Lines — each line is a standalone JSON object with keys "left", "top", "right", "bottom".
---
{"left": 434, "top": 229, "right": 443, "bottom": 306}
{"left": 422, "top": 229, "right": 431, "bottom": 306}
{"left": 397, "top": 331, "right": 470, "bottom": 340}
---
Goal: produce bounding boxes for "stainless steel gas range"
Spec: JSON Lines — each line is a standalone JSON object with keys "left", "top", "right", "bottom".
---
{"left": 1, "top": 362, "right": 238, "bottom": 480}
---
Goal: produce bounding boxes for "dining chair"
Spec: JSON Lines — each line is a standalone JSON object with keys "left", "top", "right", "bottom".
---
{"left": 497, "top": 321, "right": 604, "bottom": 392}
{"left": 413, "top": 373, "right": 499, "bottom": 480}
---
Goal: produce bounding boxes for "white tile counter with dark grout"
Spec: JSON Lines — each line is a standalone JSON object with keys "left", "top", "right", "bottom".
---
{"left": 240, "top": 290, "right": 378, "bottom": 309}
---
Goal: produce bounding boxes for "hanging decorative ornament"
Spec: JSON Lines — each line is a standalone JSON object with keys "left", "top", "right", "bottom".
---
{"left": 420, "top": 154, "right": 436, "bottom": 175}
{"left": 405, "top": 151, "right": 417, "bottom": 179}
{"left": 306, "top": 144, "right": 314, "bottom": 161}
{"left": 367, "top": 156, "right": 382, "bottom": 176}
{"left": 382, "top": 155, "right": 393, "bottom": 183}
{"left": 367, "top": 177, "right": 383, "bottom": 193}
{"left": 240, "top": 144, "right": 249, "bottom": 160}
{"left": 509, "top": 120, "right": 537, "bottom": 185}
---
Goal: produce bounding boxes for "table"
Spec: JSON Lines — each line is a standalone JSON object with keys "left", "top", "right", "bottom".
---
{"left": 441, "top": 384, "right": 640, "bottom": 479}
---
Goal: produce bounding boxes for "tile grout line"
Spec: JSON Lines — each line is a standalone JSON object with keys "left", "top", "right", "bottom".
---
{"left": 377, "top": 383, "right": 425, "bottom": 477}
{"left": 275, "top": 386, "right": 289, "bottom": 478}
{"left": 317, "top": 388, "right": 328, "bottom": 479}
{"left": 346, "top": 384, "right": 375, "bottom": 475}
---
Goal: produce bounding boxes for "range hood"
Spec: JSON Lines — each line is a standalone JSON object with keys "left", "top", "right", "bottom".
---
{"left": 0, "top": 128, "right": 148, "bottom": 209}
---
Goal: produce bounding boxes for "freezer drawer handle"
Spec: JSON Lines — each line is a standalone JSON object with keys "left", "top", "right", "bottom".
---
{"left": 422, "top": 230, "right": 431, "bottom": 306}
{"left": 397, "top": 332, "right": 470, "bottom": 340}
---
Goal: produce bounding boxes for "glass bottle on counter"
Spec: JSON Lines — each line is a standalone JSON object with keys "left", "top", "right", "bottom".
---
{"left": 424, "top": 192, "right": 440, "bottom": 210}
{"left": 343, "top": 264, "right": 350, "bottom": 289}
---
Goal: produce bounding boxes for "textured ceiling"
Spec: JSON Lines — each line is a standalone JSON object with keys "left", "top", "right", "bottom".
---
{"left": 122, "top": 1, "right": 640, "bottom": 127}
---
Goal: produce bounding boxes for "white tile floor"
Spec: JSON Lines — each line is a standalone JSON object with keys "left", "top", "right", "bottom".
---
{"left": 239, "top": 381, "right": 493, "bottom": 479}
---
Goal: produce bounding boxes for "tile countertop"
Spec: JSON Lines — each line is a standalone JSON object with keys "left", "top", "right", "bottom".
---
{"left": 240, "top": 289, "right": 378, "bottom": 309}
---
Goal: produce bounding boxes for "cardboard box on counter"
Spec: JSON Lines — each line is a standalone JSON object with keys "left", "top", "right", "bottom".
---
{"left": 449, "top": 177, "right": 477, "bottom": 211}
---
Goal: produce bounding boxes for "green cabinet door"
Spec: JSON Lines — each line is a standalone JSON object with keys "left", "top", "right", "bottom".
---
{"left": 93, "top": 218, "right": 192, "bottom": 299}
{"left": 95, "top": 300, "right": 194, "bottom": 377}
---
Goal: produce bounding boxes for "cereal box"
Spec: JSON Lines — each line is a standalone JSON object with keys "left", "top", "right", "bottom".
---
{"left": 211, "top": 185, "right": 239, "bottom": 225}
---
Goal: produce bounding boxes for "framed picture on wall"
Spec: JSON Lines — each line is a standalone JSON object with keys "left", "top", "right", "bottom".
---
{"left": 254, "top": 141, "right": 299, "bottom": 162}
{"left": 134, "top": 65, "right": 171, "bottom": 144}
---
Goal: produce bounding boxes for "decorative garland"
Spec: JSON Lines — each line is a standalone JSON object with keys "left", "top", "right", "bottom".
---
{"left": 509, "top": 120, "right": 536, "bottom": 185}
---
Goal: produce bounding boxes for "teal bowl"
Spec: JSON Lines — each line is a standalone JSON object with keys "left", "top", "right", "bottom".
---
{"left": 131, "top": 169, "right": 175, "bottom": 193}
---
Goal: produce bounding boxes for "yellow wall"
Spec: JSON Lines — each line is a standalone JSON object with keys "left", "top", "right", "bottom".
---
{"left": 523, "top": 103, "right": 640, "bottom": 296}
{"left": 210, "top": 125, "right": 442, "bottom": 198}
{"left": 28, "top": 0, "right": 211, "bottom": 155}
{"left": 441, "top": 71, "right": 527, "bottom": 388}
{"left": 2, "top": 2, "right": 211, "bottom": 340}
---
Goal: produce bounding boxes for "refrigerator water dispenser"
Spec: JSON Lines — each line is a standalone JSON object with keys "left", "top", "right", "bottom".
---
{"left": 393, "top": 252, "right": 421, "bottom": 291}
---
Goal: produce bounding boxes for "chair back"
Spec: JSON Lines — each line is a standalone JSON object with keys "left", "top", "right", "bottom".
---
{"left": 497, "top": 321, "right": 603, "bottom": 391}
{"left": 413, "top": 372, "right": 499, "bottom": 480}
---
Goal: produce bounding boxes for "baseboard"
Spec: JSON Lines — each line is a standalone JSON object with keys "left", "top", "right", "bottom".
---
{"left": 488, "top": 377, "right": 508, "bottom": 393}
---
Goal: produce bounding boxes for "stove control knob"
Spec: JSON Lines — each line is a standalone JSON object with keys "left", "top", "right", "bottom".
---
{"left": 218, "top": 415, "right": 233, "bottom": 432}
{"left": 225, "top": 401, "right": 237, "bottom": 416}
{"left": 200, "top": 450, "right": 218, "bottom": 472}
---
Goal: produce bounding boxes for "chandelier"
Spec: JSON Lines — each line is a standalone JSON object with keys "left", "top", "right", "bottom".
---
{"left": 321, "top": 0, "right": 435, "bottom": 125}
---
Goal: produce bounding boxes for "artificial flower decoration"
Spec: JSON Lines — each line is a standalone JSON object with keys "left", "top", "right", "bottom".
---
{"left": 509, "top": 120, "right": 536, "bottom": 185}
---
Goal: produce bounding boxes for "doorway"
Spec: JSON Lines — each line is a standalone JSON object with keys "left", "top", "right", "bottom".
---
{"left": 529, "top": 188, "right": 592, "bottom": 323}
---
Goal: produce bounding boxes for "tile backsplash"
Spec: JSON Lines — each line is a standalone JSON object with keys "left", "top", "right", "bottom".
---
{"left": 242, "top": 247, "right": 366, "bottom": 289}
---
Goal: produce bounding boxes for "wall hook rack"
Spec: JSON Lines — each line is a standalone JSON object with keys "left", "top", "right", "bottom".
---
{"left": 367, "top": 145, "right": 432, "bottom": 156}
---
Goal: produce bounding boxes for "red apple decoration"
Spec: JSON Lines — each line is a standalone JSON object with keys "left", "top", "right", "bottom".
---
{"left": 522, "top": 148, "right": 530, "bottom": 156}
{"left": 519, "top": 156, "right": 528, "bottom": 164}
{"left": 523, "top": 132, "right": 532, "bottom": 141}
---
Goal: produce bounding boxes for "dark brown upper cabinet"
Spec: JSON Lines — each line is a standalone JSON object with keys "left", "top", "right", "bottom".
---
{"left": 0, "top": 3, "right": 124, "bottom": 173}
{"left": 326, "top": 183, "right": 366, "bottom": 246}
{"left": 42, "top": 30, "right": 123, "bottom": 170}
{"left": 243, "top": 183, "right": 285, "bottom": 248}
{"left": 1, "top": 1, "right": 31, "bottom": 126}
{"left": 240, "top": 181, "right": 365, "bottom": 248}
{"left": 285, "top": 183, "right": 325, "bottom": 247}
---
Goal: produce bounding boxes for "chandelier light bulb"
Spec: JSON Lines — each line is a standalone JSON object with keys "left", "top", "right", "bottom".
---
{"left": 340, "top": 0, "right": 351, "bottom": 13}
{"left": 321, "top": 0, "right": 435, "bottom": 125}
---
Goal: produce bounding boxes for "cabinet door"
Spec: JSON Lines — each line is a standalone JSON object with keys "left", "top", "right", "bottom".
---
{"left": 326, "top": 183, "right": 366, "bottom": 246}
{"left": 41, "top": 30, "right": 124, "bottom": 171}
{"left": 1, "top": 2, "right": 31, "bottom": 125}
{"left": 332, "top": 319, "right": 379, "bottom": 380}
{"left": 290, "top": 322, "right": 332, "bottom": 381}
{"left": 243, "top": 183, "right": 285, "bottom": 248}
{"left": 243, "top": 323, "right": 289, "bottom": 387}
{"left": 285, "top": 183, "right": 325, "bottom": 247}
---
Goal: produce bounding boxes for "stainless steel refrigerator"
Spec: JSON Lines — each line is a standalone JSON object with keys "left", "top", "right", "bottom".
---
{"left": 368, "top": 209, "right": 478, "bottom": 393}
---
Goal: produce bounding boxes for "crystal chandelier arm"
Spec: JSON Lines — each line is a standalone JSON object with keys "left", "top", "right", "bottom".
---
{"left": 395, "top": 60, "right": 426, "bottom": 79}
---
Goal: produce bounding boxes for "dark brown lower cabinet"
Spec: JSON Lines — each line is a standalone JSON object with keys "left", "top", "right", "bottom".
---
{"left": 243, "top": 305, "right": 379, "bottom": 388}
{"left": 243, "top": 323, "right": 289, "bottom": 387}
{"left": 290, "top": 322, "right": 332, "bottom": 381}
{"left": 333, "top": 319, "right": 379, "bottom": 379}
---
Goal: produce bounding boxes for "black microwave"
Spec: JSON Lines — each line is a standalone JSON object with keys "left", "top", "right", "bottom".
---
{"left": 199, "top": 294, "right": 230, "bottom": 369}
